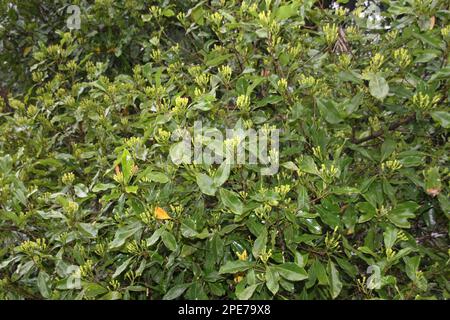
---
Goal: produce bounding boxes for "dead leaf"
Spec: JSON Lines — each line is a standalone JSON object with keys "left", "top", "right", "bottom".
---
{"left": 426, "top": 188, "right": 440, "bottom": 197}
{"left": 154, "top": 206, "right": 172, "bottom": 220}
{"left": 430, "top": 16, "right": 435, "bottom": 30}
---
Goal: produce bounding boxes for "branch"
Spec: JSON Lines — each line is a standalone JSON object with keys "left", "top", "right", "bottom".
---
{"left": 0, "top": 87, "right": 13, "bottom": 113}
{"left": 352, "top": 113, "right": 416, "bottom": 145}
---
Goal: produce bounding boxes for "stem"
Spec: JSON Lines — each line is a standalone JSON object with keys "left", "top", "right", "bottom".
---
{"left": 352, "top": 113, "right": 416, "bottom": 145}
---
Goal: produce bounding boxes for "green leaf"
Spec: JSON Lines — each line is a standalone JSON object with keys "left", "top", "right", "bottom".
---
{"left": 196, "top": 173, "right": 217, "bottom": 196}
{"left": 162, "top": 284, "right": 190, "bottom": 300}
{"left": 328, "top": 261, "right": 343, "bottom": 299}
{"left": 403, "top": 256, "right": 420, "bottom": 279}
{"left": 275, "top": 263, "right": 308, "bottom": 281}
{"left": 300, "top": 218, "right": 322, "bottom": 235}
{"left": 343, "top": 93, "right": 363, "bottom": 115}
{"left": 37, "top": 270, "right": 51, "bottom": 298}
{"left": 369, "top": 74, "right": 389, "bottom": 101}
{"left": 101, "top": 291, "right": 122, "bottom": 300}
{"left": 161, "top": 230, "right": 178, "bottom": 251}
{"left": 147, "top": 171, "right": 170, "bottom": 183}
{"left": 403, "top": 256, "right": 421, "bottom": 282}
{"left": 206, "top": 53, "right": 234, "bottom": 67}
{"left": 381, "top": 138, "right": 396, "bottom": 162}
{"left": 92, "top": 183, "right": 116, "bottom": 192}
{"left": 112, "top": 258, "right": 133, "bottom": 278}
{"left": 125, "top": 185, "right": 138, "bottom": 194}
{"left": 78, "top": 222, "right": 98, "bottom": 238}
{"left": 186, "top": 281, "right": 208, "bottom": 300}
{"left": 190, "top": 5, "right": 204, "bottom": 25}
{"left": 316, "top": 98, "right": 343, "bottom": 124}
{"left": 282, "top": 161, "right": 299, "bottom": 171}
{"left": 219, "top": 261, "right": 254, "bottom": 274}
{"left": 13, "top": 188, "right": 27, "bottom": 206}
{"left": 431, "top": 111, "right": 450, "bottom": 128}
{"left": 383, "top": 225, "right": 398, "bottom": 251}
{"left": 265, "top": 266, "right": 280, "bottom": 295}
{"left": 412, "top": 31, "right": 442, "bottom": 49}
{"left": 83, "top": 282, "right": 108, "bottom": 298}
{"left": 121, "top": 149, "right": 134, "bottom": 185}
{"left": 424, "top": 167, "right": 442, "bottom": 196}
{"left": 236, "top": 283, "right": 258, "bottom": 300}
{"left": 163, "top": 8, "right": 175, "bottom": 17}
{"left": 430, "top": 65, "right": 450, "bottom": 81}
{"left": 142, "top": 14, "right": 152, "bottom": 22}
{"left": 357, "top": 202, "right": 377, "bottom": 223}
{"left": 74, "top": 184, "right": 89, "bottom": 198}
{"left": 274, "top": 3, "right": 299, "bottom": 21}
{"left": 109, "top": 222, "right": 142, "bottom": 249}
{"left": 213, "top": 161, "right": 231, "bottom": 187}
{"left": 297, "top": 185, "right": 310, "bottom": 211}
{"left": 209, "top": 233, "right": 224, "bottom": 264}
{"left": 170, "top": 141, "right": 191, "bottom": 165}
{"left": 388, "top": 201, "right": 419, "bottom": 228}
{"left": 298, "top": 156, "right": 319, "bottom": 175}
{"left": 219, "top": 188, "right": 244, "bottom": 215}
{"left": 252, "top": 229, "right": 267, "bottom": 259}
{"left": 316, "top": 198, "right": 341, "bottom": 228}
{"left": 147, "top": 228, "right": 164, "bottom": 246}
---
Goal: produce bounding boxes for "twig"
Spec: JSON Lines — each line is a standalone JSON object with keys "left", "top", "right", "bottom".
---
{"left": 0, "top": 87, "right": 13, "bottom": 113}
{"left": 351, "top": 113, "right": 416, "bottom": 145}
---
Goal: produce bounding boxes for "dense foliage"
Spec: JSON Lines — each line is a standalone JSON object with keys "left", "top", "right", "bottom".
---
{"left": 0, "top": 0, "right": 449, "bottom": 300}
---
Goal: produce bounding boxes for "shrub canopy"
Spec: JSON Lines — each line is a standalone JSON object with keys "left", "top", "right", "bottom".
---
{"left": 0, "top": 0, "right": 449, "bottom": 300}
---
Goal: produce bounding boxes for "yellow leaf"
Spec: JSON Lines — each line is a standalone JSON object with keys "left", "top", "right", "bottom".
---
{"left": 154, "top": 206, "right": 172, "bottom": 220}
{"left": 23, "top": 47, "right": 32, "bottom": 57}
